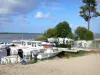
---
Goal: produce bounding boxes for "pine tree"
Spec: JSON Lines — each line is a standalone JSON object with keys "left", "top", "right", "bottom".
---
{"left": 80, "top": 0, "right": 100, "bottom": 30}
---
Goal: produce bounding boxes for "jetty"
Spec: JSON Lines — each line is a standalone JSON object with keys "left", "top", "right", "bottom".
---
{"left": 58, "top": 48, "right": 91, "bottom": 53}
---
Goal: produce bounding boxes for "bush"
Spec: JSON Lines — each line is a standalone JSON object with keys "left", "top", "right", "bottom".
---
{"left": 65, "top": 50, "right": 88, "bottom": 58}
{"left": 75, "top": 26, "right": 94, "bottom": 40}
{"left": 27, "top": 60, "right": 36, "bottom": 64}
{"left": 44, "top": 28, "right": 56, "bottom": 38}
{"left": 85, "top": 30, "right": 94, "bottom": 40}
{"left": 57, "top": 50, "right": 88, "bottom": 58}
{"left": 55, "top": 42, "right": 71, "bottom": 49}
{"left": 35, "top": 35, "right": 47, "bottom": 41}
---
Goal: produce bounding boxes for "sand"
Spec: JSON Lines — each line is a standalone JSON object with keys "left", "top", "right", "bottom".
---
{"left": 0, "top": 54, "right": 100, "bottom": 75}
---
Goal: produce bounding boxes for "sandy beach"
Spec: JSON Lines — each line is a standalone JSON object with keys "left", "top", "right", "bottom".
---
{"left": 0, "top": 53, "right": 100, "bottom": 75}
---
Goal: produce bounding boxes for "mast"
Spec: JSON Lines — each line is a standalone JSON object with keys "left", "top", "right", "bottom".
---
{"left": 21, "top": 19, "right": 23, "bottom": 40}
{"left": 20, "top": 16, "right": 26, "bottom": 40}
{"left": 20, "top": 15, "right": 28, "bottom": 40}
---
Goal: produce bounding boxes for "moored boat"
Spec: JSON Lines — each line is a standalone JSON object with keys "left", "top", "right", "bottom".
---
{"left": 1, "top": 40, "right": 61, "bottom": 64}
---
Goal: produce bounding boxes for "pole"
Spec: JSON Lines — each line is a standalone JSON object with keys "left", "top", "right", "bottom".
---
{"left": 88, "top": 3, "right": 91, "bottom": 31}
{"left": 21, "top": 23, "right": 23, "bottom": 40}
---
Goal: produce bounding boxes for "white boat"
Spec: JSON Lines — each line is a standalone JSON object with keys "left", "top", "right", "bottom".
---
{"left": 9, "top": 40, "right": 56, "bottom": 55}
{"left": 1, "top": 40, "right": 61, "bottom": 64}
{"left": 32, "top": 48, "right": 61, "bottom": 60}
{"left": 1, "top": 55, "right": 21, "bottom": 64}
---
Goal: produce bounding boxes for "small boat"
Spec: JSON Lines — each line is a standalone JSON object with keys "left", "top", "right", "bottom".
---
{"left": 8, "top": 40, "right": 57, "bottom": 55}
{"left": 32, "top": 48, "right": 61, "bottom": 60}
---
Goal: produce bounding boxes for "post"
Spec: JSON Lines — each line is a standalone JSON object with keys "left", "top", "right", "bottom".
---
{"left": 88, "top": 3, "right": 91, "bottom": 31}
{"left": 34, "top": 53, "right": 38, "bottom": 63}
{"left": 88, "top": 19, "right": 90, "bottom": 31}
{"left": 16, "top": 54, "right": 18, "bottom": 64}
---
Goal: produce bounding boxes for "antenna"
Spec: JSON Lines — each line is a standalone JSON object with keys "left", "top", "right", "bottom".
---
{"left": 19, "top": 15, "right": 26, "bottom": 40}
{"left": 20, "top": 15, "right": 29, "bottom": 40}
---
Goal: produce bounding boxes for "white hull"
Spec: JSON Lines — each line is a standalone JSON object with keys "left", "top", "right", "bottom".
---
{"left": 1, "top": 55, "right": 21, "bottom": 64}
{"left": 37, "top": 51, "right": 61, "bottom": 60}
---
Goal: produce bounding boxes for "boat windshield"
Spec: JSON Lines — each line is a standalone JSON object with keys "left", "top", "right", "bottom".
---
{"left": 21, "top": 41, "right": 26, "bottom": 45}
{"left": 13, "top": 42, "right": 21, "bottom": 44}
{"left": 38, "top": 43, "right": 42, "bottom": 46}
{"left": 27, "top": 42, "right": 32, "bottom": 45}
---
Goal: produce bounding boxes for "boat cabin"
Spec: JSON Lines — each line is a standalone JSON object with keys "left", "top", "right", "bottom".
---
{"left": 12, "top": 40, "right": 42, "bottom": 47}
{"left": 12, "top": 40, "right": 56, "bottom": 48}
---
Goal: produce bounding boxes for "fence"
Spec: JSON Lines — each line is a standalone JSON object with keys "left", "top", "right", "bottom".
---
{"left": 73, "top": 40, "right": 100, "bottom": 49}
{"left": 89, "top": 40, "right": 100, "bottom": 49}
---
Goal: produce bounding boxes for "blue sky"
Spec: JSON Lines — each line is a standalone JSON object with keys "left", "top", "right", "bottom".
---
{"left": 0, "top": 0, "right": 100, "bottom": 33}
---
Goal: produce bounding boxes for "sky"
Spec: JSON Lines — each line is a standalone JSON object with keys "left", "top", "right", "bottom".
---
{"left": 0, "top": 0, "right": 100, "bottom": 33}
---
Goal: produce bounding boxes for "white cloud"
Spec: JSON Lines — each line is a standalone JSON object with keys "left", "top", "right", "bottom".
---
{"left": 0, "top": 0, "right": 58, "bottom": 16}
{"left": 35, "top": 12, "right": 50, "bottom": 19}
{"left": 0, "top": 0, "right": 41, "bottom": 25}
{"left": 0, "top": 0, "right": 57, "bottom": 25}
{"left": 35, "top": 11, "right": 57, "bottom": 22}
{"left": 0, "top": 0, "right": 40, "bottom": 15}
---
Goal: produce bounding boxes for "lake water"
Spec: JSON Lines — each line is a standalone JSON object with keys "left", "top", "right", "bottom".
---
{"left": 0, "top": 33, "right": 42, "bottom": 43}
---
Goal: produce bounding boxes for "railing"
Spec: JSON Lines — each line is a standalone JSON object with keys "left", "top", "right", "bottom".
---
{"left": 72, "top": 40, "right": 100, "bottom": 49}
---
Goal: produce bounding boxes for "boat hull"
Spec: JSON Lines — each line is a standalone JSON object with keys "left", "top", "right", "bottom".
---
{"left": 33, "top": 50, "right": 61, "bottom": 60}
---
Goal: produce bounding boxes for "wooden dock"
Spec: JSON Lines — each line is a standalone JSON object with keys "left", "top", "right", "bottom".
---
{"left": 58, "top": 48, "right": 91, "bottom": 52}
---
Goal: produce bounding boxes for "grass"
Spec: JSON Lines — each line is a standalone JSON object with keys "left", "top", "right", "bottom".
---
{"left": 88, "top": 50, "right": 100, "bottom": 54}
{"left": 64, "top": 50, "right": 89, "bottom": 58}
{"left": 27, "top": 60, "right": 38, "bottom": 64}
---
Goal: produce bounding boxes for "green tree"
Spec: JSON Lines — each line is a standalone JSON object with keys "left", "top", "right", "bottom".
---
{"left": 44, "top": 28, "right": 56, "bottom": 38}
{"left": 55, "top": 21, "right": 73, "bottom": 38}
{"left": 85, "top": 30, "right": 94, "bottom": 40}
{"left": 75, "top": 26, "right": 94, "bottom": 40}
{"left": 80, "top": 0, "right": 100, "bottom": 30}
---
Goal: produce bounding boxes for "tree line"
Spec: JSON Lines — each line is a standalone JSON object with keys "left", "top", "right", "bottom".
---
{"left": 35, "top": 21, "right": 94, "bottom": 41}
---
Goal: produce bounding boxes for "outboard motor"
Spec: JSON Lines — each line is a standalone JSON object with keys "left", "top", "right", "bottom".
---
{"left": 18, "top": 49, "right": 23, "bottom": 59}
{"left": 11, "top": 44, "right": 16, "bottom": 47}
{"left": 6, "top": 47, "right": 11, "bottom": 56}
{"left": 32, "top": 50, "right": 39, "bottom": 62}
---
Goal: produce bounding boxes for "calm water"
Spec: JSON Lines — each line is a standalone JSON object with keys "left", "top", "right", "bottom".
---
{"left": 0, "top": 33, "right": 42, "bottom": 43}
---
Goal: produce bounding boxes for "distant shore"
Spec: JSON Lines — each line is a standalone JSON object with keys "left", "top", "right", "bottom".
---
{"left": 0, "top": 32, "right": 43, "bottom": 34}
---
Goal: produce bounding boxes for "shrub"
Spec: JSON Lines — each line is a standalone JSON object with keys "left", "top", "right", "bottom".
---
{"left": 55, "top": 42, "right": 71, "bottom": 49}
{"left": 35, "top": 35, "right": 47, "bottom": 41}
{"left": 65, "top": 50, "right": 88, "bottom": 58}
{"left": 75, "top": 26, "right": 94, "bottom": 40}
